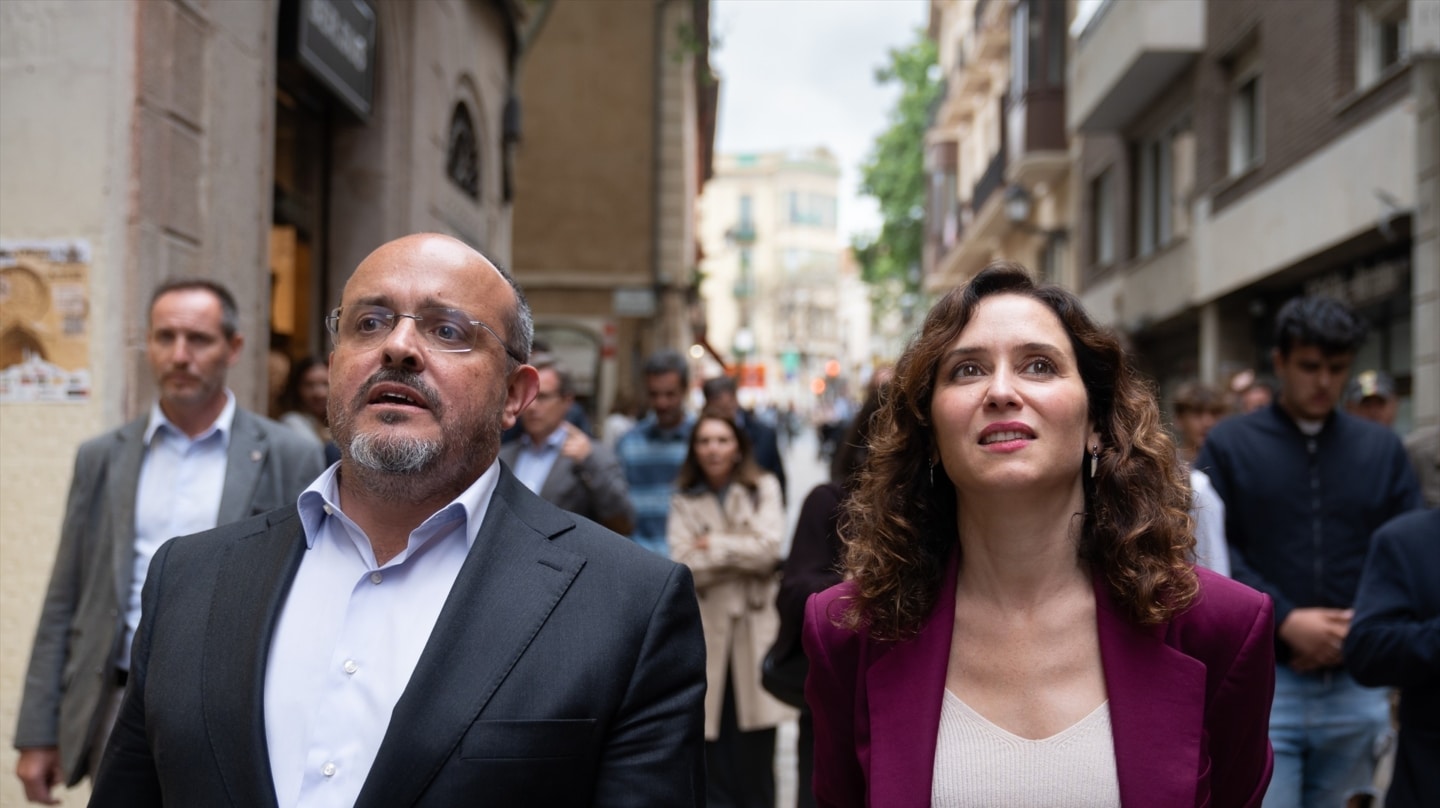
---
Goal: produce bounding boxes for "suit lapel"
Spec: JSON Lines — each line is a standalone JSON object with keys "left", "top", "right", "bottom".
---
{"left": 866, "top": 552, "right": 958, "bottom": 807}
{"left": 218, "top": 410, "right": 266, "bottom": 525}
{"left": 202, "top": 508, "right": 307, "bottom": 808}
{"left": 109, "top": 418, "right": 148, "bottom": 610}
{"left": 355, "top": 473, "right": 584, "bottom": 808}
{"left": 1094, "top": 576, "right": 1206, "bottom": 808}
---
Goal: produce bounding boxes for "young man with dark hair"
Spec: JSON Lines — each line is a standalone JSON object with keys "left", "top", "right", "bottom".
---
{"left": 1197, "top": 295, "right": 1422, "bottom": 808}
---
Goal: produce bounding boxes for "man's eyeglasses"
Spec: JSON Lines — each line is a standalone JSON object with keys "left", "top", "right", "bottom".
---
{"left": 326, "top": 305, "right": 524, "bottom": 362}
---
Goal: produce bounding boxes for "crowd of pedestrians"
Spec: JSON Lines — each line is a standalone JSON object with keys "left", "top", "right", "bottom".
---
{"left": 10, "top": 245, "right": 1437, "bottom": 807}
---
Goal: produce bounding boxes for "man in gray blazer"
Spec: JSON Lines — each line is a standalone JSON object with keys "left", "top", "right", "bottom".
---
{"left": 88, "top": 234, "right": 707, "bottom": 805}
{"left": 13, "top": 279, "right": 325, "bottom": 804}
{"left": 500, "top": 355, "right": 634, "bottom": 535}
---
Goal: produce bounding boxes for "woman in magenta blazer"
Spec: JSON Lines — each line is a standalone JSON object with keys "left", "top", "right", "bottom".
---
{"left": 803, "top": 263, "right": 1275, "bottom": 807}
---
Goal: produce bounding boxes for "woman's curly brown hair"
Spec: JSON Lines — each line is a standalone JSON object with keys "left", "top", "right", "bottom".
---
{"left": 839, "top": 262, "right": 1198, "bottom": 640}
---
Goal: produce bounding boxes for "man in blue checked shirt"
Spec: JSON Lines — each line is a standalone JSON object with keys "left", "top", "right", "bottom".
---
{"left": 617, "top": 349, "right": 695, "bottom": 555}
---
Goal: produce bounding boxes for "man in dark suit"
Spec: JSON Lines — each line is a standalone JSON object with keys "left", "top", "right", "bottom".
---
{"left": 1345, "top": 507, "right": 1440, "bottom": 808}
{"left": 12, "top": 279, "right": 325, "bottom": 805}
{"left": 500, "top": 355, "right": 634, "bottom": 535}
{"left": 88, "top": 233, "right": 707, "bottom": 806}
{"left": 702, "top": 375, "right": 786, "bottom": 502}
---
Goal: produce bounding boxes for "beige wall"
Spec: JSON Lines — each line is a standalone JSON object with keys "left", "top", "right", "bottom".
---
{"left": 3, "top": 3, "right": 138, "bottom": 805}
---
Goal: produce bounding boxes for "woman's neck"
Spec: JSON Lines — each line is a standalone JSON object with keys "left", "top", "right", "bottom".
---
{"left": 953, "top": 484, "right": 1089, "bottom": 608}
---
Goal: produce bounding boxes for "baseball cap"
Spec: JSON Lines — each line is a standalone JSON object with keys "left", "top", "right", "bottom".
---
{"left": 1345, "top": 370, "right": 1395, "bottom": 405}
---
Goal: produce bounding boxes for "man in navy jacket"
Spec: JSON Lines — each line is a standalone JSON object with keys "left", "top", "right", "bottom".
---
{"left": 1197, "top": 295, "right": 1421, "bottom": 808}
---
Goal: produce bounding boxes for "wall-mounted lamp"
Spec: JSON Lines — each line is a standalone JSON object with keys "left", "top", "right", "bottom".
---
{"left": 1003, "top": 183, "right": 1068, "bottom": 240}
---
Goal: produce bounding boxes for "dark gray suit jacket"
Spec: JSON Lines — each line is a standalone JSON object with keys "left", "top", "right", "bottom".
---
{"left": 13, "top": 408, "right": 325, "bottom": 784}
{"left": 498, "top": 434, "right": 634, "bottom": 533}
{"left": 89, "top": 467, "right": 707, "bottom": 806}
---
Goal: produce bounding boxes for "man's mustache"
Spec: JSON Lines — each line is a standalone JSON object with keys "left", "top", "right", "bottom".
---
{"left": 350, "top": 368, "right": 443, "bottom": 415}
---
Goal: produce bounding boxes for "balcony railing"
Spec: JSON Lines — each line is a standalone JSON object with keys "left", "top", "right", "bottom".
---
{"left": 973, "top": 146, "right": 1007, "bottom": 214}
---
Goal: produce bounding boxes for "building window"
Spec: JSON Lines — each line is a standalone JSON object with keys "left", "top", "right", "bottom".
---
{"left": 1091, "top": 170, "right": 1115, "bottom": 267}
{"left": 1135, "top": 118, "right": 1194, "bottom": 257}
{"left": 786, "top": 191, "right": 837, "bottom": 229}
{"left": 1228, "top": 74, "right": 1262, "bottom": 177}
{"left": 1010, "top": 0, "right": 1030, "bottom": 96}
{"left": 446, "top": 102, "right": 480, "bottom": 200}
{"left": 1357, "top": 0, "right": 1409, "bottom": 89}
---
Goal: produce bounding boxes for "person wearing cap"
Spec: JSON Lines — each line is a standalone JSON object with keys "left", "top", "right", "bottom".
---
{"left": 1344, "top": 370, "right": 1399, "bottom": 429}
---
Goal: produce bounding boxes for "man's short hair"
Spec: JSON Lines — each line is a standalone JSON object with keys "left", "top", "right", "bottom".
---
{"left": 531, "top": 354, "right": 575, "bottom": 397}
{"left": 1273, "top": 295, "right": 1368, "bottom": 358}
{"left": 487, "top": 260, "right": 534, "bottom": 368}
{"left": 643, "top": 349, "right": 689, "bottom": 386}
{"left": 701, "top": 375, "right": 737, "bottom": 402}
{"left": 150, "top": 279, "right": 240, "bottom": 338}
{"left": 1173, "top": 381, "right": 1228, "bottom": 416}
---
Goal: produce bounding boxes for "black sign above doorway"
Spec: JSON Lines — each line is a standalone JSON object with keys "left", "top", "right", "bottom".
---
{"left": 295, "top": 0, "right": 376, "bottom": 120}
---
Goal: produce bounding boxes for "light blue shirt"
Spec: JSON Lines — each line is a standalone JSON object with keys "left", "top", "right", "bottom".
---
{"left": 264, "top": 461, "right": 499, "bottom": 808}
{"left": 124, "top": 392, "right": 236, "bottom": 670}
{"left": 511, "top": 426, "right": 567, "bottom": 495}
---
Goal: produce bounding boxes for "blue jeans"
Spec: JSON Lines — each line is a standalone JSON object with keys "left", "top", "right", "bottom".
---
{"left": 1263, "top": 666, "right": 1390, "bottom": 808}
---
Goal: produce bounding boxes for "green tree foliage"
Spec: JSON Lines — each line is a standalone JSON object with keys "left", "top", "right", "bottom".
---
{"left": 853, "top": 31, "right": 941, "bottom": 317}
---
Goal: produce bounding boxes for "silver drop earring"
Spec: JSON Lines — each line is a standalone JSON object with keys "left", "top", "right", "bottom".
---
{"left": 1090, "top": 445, "right": 1099, "bottom": 478}
{"left": 929, "top": 461, "right": 935, "bottom": 487}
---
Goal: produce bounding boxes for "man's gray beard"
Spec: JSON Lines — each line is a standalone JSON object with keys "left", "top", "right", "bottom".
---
{"left": 334, "top": 405, "right": 503, "bottom": 500}
{"left": 347, "top": 429, "right": 443, "bottom": 475}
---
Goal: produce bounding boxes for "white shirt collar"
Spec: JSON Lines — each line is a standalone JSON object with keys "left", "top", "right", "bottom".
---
{"left": 143, "top": 389, "right": 237, "bottom": 445}
{"left": 297, "top": 459, "right": 503, "bottom": 554}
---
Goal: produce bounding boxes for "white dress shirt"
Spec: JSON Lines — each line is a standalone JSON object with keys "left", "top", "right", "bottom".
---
{"left": 511, "top": 426, "right": 566, "bottom": 495}
{"left": 124, "top": 392, "right": 236, "bottom": 670}
{"left": 264, "top": 461, "right": 500, "bottom": 808}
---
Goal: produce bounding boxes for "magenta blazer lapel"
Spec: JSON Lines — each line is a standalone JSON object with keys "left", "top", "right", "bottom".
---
{"left": 864, "top": 552, "right": 959, "bottom": 805}
{"left": 861, "top": 554, "right": 1208, "bottom": 807}
{"left": 1094, "top": 575, "right": 1208, "bottom": 807}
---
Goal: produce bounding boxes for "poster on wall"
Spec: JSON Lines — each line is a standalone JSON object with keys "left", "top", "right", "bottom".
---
{"left": 0, "top": 240, "right": 92, "bottom": 403}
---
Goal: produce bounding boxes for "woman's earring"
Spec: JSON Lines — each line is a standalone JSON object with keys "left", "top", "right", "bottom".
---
{"left": 1089, "top": 445, "right": 1099, "bottom": 479}
{"left": 929, "top": 461, "right": 935, "bottom": 487}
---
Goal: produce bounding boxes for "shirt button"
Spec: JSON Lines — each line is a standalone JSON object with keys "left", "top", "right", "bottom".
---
{"left": 370, "top": 572, "right": 383, "bottom": 584}
{"left": 322, "top": 762, "right": 337, "bottom": 777}
{"left": 343, "top": 659, "right": 358, "bottom": 675}
{"left": 323, "top": 504, "right": 335, "bottom": 515}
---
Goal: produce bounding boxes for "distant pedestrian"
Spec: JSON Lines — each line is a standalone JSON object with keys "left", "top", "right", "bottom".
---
{"left": 500, "top": 355, "right": 634, "bottom": 535}
{"left": 616, "top": 350, "right": 694, "bottom": 555}
{"left": 602, "top": 390, "right": 641, "bottom": 450}
{"left": 1171, "top": 380, "right": 1232, "bottom": 575}
{"left": 668, "top": 408, "right": 791, "bottom": 808}
{"left": 1198, "top": 294, "right": 1422, "bottom": 808}
{"left": 703, "top": 375, "right": 787, "bottom": 503}
{"left": 1343, "top": 369, "right": 1398, "bottom": 429}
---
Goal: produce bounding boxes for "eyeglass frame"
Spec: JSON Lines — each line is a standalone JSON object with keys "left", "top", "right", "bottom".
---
{"left": 326, "top": 305, "right": 526, "bottom": 363}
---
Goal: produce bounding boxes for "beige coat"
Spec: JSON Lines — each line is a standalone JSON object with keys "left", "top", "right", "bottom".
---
{"left": 667, "top": 474, "right": 796, "bottom": 739}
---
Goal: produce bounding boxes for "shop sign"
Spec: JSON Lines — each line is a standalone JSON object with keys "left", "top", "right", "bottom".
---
{"left": 1303, "top": 258, "right": 1407, "bottom": 308}
{"left": 297, "top": 0, "right": 376, "bottom": 119}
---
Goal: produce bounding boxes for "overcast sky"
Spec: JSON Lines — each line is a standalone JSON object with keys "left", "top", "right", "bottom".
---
{"left": 710, "top": 0, "right": 929, "bottom": 243}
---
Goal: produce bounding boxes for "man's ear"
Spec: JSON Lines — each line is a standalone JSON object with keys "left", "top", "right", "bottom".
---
{"left": 227, "top": 333, "right": 246, "bottom": 367}
{"left": 1270, "top": 347, "right": 1284, "bottom": 376}
{"left": 503, "top": 365, "right": 541, "bottom": 430}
